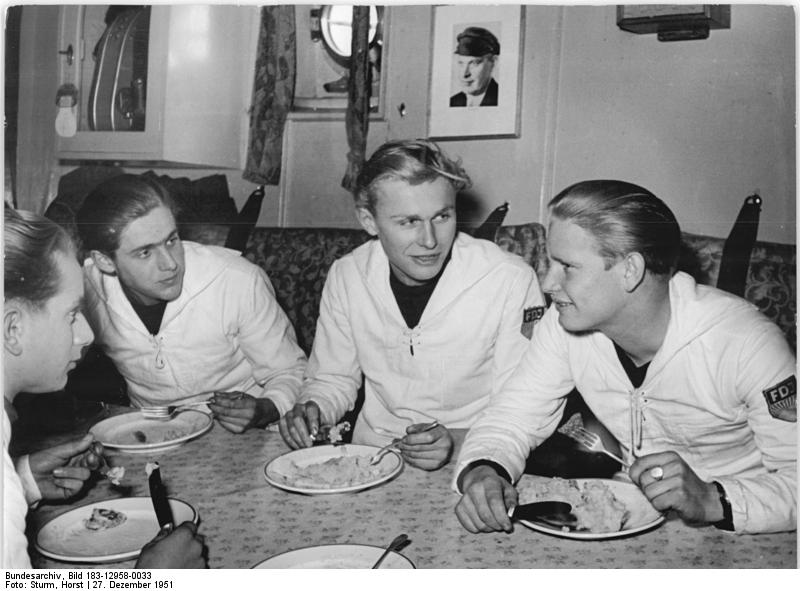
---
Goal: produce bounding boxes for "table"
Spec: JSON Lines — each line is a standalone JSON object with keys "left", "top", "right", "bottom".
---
{"left": 25, "top": 409, "right": 797, "bottom": 569}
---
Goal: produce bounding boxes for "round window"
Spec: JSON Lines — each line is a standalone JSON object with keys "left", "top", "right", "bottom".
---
{"left": 319, "top": 5, "right": 383, "bottom": 67}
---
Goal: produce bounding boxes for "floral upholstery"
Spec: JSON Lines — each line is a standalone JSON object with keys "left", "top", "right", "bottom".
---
{"left": 493, "top": 223, "right": 550, "bottom": 283}
{"left": 745, "top": 241, "right": 796, "bottom": 350}
{"left": 680, "top": 232, "right": 796, "bottom": 349}
{"left": 679, "top": 232, "right": 725, "bottom": 287}
{"left": 243, "top": 227, "right": 371, "bottom": 353}
{"left": 236, "top": 223, "right": 795, "bottom": 356}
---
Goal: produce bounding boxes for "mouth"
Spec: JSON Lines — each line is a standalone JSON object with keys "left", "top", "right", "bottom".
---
{"left": 412, "top": 254, "right": 441, "bottom": 265}
{"left": 160, "top": 275, "right": 180, "bottom": 285}
{"left": 552, "top": 299, "right": 573, "bottom": 310}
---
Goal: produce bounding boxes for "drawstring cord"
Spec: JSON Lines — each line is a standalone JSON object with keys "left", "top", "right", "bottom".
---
{"left": 403, "top": 329, "right": 420, "bottom": 356}
{"left": 153, "top": 336, "right": 165, "bottom": 369}
{"left": 629, "top": 389, "right": 649, "bottom": 457}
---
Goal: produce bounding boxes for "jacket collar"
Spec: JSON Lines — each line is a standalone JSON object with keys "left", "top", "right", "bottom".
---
{"left": 84, "top": 241, "right": 237, "bottom": 333}
{"left": 604, "top": 271, "right": 754, "bottom": 384}
{"left": 356, "top": 232, "right": 503, "bottom": 325}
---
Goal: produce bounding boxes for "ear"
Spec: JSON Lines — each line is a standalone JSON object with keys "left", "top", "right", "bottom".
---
{"left": 90, "top": 250, "right": 117, "bottom": 275}
{"left": 622, "top": 252, "right": 646, "bottom": 292}
{"left": 4, "top": 306, "right": 24, "bottom": 357}
{"left": 356, "top": 207, "right": 379, "bottom": 237}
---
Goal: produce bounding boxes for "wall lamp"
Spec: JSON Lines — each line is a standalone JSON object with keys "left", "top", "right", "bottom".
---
{"left": 617, "top": 5, "right": 731, "bottom": 42}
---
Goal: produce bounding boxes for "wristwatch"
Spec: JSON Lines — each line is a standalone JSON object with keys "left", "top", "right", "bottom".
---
{"left": 712, "top": 481, "right": 734, "bottom": 531}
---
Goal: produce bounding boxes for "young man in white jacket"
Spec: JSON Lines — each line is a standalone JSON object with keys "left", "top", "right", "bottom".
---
{"left": 454, "top": 180, "right": 796, "bottom": 534}
{"left": 77, "top": 175, "right": 307, "bottom": 433}
{"left": 279, "top": 139, "right": 545, "bottom": 470}
{"left": 3, "top": 208, "right": 205, "bottom": 568}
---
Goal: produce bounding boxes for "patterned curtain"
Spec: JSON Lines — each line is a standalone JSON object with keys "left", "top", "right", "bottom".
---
{"left": 341, "top": 6, "right": 371, "bottom": 192}
{"left": 243, "top": 6, "right": 296, "bottom": 185}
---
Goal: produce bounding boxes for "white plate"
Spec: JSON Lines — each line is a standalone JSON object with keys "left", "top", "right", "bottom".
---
{"left": 252, "top": 544, "right": 415, "bottom": 569}
{"left": 90, "top": 410, "right": 213, "bottom": 454}
{"left": 35, "top": 497, "right": 197, "bottom": 563}
{"left": 264, "top": 444, "right": 403, "bottom": 494}
{"left": 517, "top": 476, "right": 665, "bottom": 540}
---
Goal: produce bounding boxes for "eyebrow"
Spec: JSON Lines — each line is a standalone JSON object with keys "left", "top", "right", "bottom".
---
{"left": 390, "top": 205, "right": 454, "bottom": 221}
{"left": 125, "top": 230, "right": 179, "bottom": 255}
{"left": 549, "top": 253, "right": 576, "bottom": 266}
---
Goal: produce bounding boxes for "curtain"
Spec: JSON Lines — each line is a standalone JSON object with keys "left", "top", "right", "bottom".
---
{"left": 243, "top": 6, "right": 296, "bottom": 185}
{"left": 341, "top": 6, "right": 371, "bottom": 193}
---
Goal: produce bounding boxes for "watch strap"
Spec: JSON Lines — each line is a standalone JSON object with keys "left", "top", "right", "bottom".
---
{"left": 712, "top": 481, "right": 734, "bottom": 531}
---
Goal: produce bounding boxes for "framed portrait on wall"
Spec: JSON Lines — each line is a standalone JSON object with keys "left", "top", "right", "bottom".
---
{"left": 428, "top": 5, "right": 524, "bottom": 139}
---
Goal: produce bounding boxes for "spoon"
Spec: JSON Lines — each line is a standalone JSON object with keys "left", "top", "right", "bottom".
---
{"left": 371, "top": 533, "right": 409, "bottom": 569}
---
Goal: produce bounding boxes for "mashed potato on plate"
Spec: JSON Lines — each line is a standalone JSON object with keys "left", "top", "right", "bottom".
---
{"left": 285, "top": 455, "right": 386, "bottom": 489}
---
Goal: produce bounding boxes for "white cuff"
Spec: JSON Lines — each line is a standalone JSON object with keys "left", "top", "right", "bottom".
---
{"left": 14, "top": 454, "right": 42, "bottom": 508}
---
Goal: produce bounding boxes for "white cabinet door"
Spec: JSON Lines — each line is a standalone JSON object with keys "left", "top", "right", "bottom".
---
{"left": 55, "top": 5, "right": 255, "bottom": 168}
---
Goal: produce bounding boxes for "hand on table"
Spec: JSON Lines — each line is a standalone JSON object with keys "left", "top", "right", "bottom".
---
{"left": 455, "top": 463, "right": 517, "bottom": 534}
{"left": 395, "top": 423, "right": 453, "bottom": 471}
{"left": 135, "top": 521, "right": 207, "bottom": 569}
{"left": 278, "top": 401, "right": 321, "bottom": 449}
{"left": 208, "top": 391, "right": 277, "bottom": 433}
{"left": 629, "top": 451, "right": 723, "bottom": 524}
{"left": 29, "top": 434, "right": 104, "bottom": 501}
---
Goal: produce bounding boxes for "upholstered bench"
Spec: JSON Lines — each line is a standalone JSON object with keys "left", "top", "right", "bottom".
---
{"left": 239, "top": 223, "right": 795, "bottom": 355}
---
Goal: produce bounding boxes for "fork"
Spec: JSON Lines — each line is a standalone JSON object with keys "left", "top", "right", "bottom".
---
{"left": 140, "top": 399, "right": 212, "bottom": 421}
{"left": 563, "top": 425, "right": 629, "bottom": 467}
{"left": 369, "top": 441, "right": 401, "bottom": 466}
{"left": 369, "top": 420, "right": 439, "bottom": 465}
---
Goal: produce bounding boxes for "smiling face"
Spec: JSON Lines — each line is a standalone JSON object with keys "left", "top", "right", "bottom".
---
{"left": 456, "top": 54, "right": 496, "bottom": 96}
{"left": 357, "top": 176, "right": 457, "bottom": 286}
{"left": 21, "top": 252, "right": 94, "bottom": 392}
{"left": 102, "top": 205, "right": 185, "bottom": 305}
{"left": 542, "top": 217, "right": 629, "bottom": 334}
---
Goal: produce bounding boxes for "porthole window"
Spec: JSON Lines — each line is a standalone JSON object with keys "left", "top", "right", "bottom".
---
{"left": 314, "top": 5, "right": 383, "bottom": 67}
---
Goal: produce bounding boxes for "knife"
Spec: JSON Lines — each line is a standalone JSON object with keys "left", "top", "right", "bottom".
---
{"left": 147, "top": 462, "right": 174, "bottom": 530}
{"left": 510, "top": 501, "right": 578, "bottom": 529}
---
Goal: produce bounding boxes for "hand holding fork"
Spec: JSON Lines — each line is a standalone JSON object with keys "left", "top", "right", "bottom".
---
{"left": 559, "top": 413, "right": 665, "bottom": 481}
{"left": 372, "top": 420, "right": 451, "bottom": 471}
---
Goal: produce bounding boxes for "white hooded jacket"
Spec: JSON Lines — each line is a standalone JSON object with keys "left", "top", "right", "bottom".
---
{"left": 83, "top": 241, "right": 307, "bottom": 414}
{"left": 456, "top": 272, "right": 796, "bottom": 534}
{"left": 2, "top": 409, "right": 32, "bottom": 568}
{"left": 300, "top": 232, "right": 545, "bottom": 445}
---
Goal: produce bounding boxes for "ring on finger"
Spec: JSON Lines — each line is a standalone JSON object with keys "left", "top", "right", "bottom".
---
{"left": 649, "top": 466, "right": 664, "bottom": 481}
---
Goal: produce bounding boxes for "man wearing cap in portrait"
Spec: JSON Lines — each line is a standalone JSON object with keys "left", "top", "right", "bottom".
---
{"left": 450, "top": 26, "right": 500, "bottom": 107}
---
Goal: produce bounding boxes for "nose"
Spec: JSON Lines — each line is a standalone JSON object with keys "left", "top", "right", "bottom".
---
{"left": 74, "top": 312, "right": 94, "bottom": 347}
{"left": 460, "top": 63, "right": 472, "bottom": 79}
{"left": 541, "top": 263, "right": 562, "bottom": 295}
{"left": 157, "top": 248, "right": 179, "bottom": 272}
{"left": 417, "top": 221, "right": 438, "bottom": 249}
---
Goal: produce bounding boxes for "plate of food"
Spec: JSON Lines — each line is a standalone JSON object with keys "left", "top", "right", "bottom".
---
{"left": 264, "top": 444, "right": 403, "bottom": 494}
{"left": 251, "top": 544, "right": 415, "bottom": 569}
{"left": 90, "top": 409, "right": 213, "bottom": 454}
{"left": 34, "top": 497, "right": 197, "bottom": 563}
{"left": 516, "top": 475, "right": 664, "bottom": 540}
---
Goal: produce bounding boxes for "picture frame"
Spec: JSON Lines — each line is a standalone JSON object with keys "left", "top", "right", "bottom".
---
{"left": 428, "top": 5, "right": 524, "bottom": 140}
